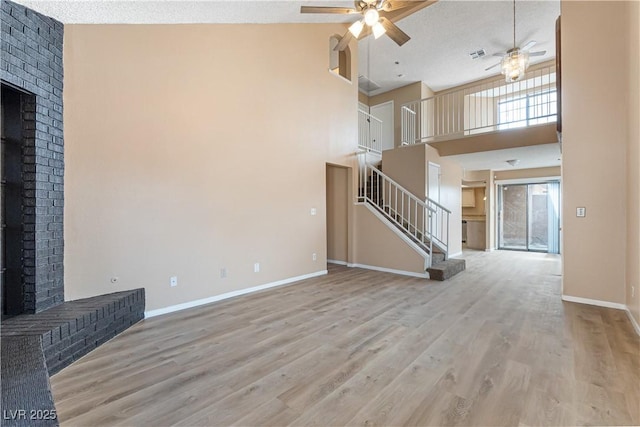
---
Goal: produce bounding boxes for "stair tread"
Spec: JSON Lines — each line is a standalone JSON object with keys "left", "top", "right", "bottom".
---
{"left": 427, "top": 258, "right": 466, "bottom": 281}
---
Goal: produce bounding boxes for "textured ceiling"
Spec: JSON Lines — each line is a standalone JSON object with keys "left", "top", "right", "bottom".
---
{"left": 16, "top": 0, "right": 560, "bottom": 93}
{"left": 360, "top": 0, "right": 561, "bottom": 93}
{"left": 15, "top": 1, "right": 358, "bottom": 24}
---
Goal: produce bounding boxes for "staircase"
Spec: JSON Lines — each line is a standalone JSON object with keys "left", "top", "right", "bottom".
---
{"left": 358, "top": 162, "right": 465, "bottom": 281}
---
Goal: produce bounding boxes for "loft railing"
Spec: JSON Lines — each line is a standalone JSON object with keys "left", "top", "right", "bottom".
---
{"left": 401, "top": 64, "right": 557, "bottom": 145}
{"left": 358, "top": 109, "right": 383, "bottom": 154}
{"left": 358, "top": 163, "right": 450, "bottom": 265}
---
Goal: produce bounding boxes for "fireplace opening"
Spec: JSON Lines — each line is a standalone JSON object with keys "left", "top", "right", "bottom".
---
{"left": 1, "top": 83, "right": 34, "bottom": 319}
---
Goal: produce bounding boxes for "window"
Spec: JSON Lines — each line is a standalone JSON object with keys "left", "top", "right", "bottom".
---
{"left": 498, "top": 90, "right": 557, "bottom": 130}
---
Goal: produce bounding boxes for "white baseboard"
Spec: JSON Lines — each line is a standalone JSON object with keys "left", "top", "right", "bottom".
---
{"left": 561, "top": 295, "right": 627, "bottom": 310}
{"left": 561, "top": 295, "right": 640, "bottom": 337}
{"left": 626, "top": 309, "right": 640, "bottom": 336}
{"left": 145, "top": 270, "right": 328, "bottom": 319}
{"left": 327, "top": 259, "right": 348, "bottom": 266}
{"left": 348, "top": 263, "right": 428, "bottom": 279}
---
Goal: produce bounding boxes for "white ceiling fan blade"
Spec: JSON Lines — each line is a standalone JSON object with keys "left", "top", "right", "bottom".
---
{"left": 529, "top": 50, "right": 547, "bottom": 57}
{"left": 521, "top": 40, "right": 537, "bottom": 51}
{"left": 493, "top": 52, "right": 505, "bottom": 57}
{"left": 485, "top": 62, "right": 501, "bottom": 71}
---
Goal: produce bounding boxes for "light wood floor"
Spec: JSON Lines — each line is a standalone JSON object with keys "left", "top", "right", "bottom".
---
{"left": 50, "top": 250, "right": 640, "bottom": 426}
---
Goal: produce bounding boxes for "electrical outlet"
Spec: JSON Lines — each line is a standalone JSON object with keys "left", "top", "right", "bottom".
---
{"left": 170, "top": 276, "right": 178, "bottom": 287}
{"left": 576, "top": 207, "right": 586, "bottom": 217}
{"left": 220, "top": 268, "right": 227, "bottom": 279}
{"left": 312, "top": 253, "right": 317, "bottom": 261}
{"left": 632, "top": 286, "right": 635, "bottom": 298}
{"left": 310, "top": 208, "right": 317, "bottom": 216}
{"left": 254, "top": 263, "right": 260, "bottom": 273}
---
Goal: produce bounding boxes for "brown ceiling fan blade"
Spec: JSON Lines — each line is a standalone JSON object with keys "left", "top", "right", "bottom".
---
{"left": 529, "top": 50, "right": 547, "bottom": 57}
{"left": 485, "top": 62, "right": 501, "bottom": 71}
{"left": 380, "top": 1, "right": 415, "bottom": 12}
{"left": 380, "top": 17, "right": 410, "bottom": 46}
{"left": 300, "top": 6, "right": 357, "bottom": 14}
{"left": 334, "top": 30, "right": 354, "bottom": 51}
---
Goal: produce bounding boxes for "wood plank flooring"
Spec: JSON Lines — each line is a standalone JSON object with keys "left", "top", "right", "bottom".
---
{"left": 50, "top": 250, "right": 640, "bottom": 426}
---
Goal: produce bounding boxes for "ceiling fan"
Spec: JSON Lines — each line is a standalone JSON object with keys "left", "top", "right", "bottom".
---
{"left": 301, "top": 0, "right": 414, "bottom": 51}
{"left": 484, "top": 0, "right": 547, "bottom": 82}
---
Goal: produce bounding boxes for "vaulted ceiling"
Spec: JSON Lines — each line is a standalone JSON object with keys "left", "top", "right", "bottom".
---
{"left": 18, "top": 0, "right": 560, "bottom": 94}
{"left": 16, "top": 0, "right": 562, "bottom": 171}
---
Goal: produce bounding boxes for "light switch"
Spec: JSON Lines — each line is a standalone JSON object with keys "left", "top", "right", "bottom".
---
{"left": 576, "top": 207, "right": 586, "bottom": 217}
{"left": 310, "top": 208, "right": 317, "bottom": 216}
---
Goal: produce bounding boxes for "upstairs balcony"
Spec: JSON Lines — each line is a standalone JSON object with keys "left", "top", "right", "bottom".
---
{"left": 401, "top": 63, "right": 558, "bottom": 150}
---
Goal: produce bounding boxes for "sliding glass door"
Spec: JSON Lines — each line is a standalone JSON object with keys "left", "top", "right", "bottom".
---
{"left": 498, "top": 182, "right": 560, "bottom": 253}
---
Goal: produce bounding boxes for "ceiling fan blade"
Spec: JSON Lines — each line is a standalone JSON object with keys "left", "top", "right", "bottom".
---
{"left": 380, "top": 1, "right": 414, "bottom": 12}
{"left": 334, "top": 30, "right": 354, "bottom": 51}
{"left": 485, "top": 62, "right": 501, "bottom": 71}
{"left": 380, "top": 17, "right": 410, "bottom": 46}
{"left": 529, "top": 50, "right": 547, "bottom": 57}
{"left": 300, "top": 6, "right": 357, "bottom": 14}
{"left": 493, "top": 52, "right": 505, "bottom": 57}
{"left": 521, "top": 40, "right": 537, "bottom": 51}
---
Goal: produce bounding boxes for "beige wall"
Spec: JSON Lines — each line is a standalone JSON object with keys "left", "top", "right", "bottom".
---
{"left": 381, "top": 143, "right": 427, "bottom": 199}
{"left": 358, "top": 91, "right": 369, "bottom": 106}
{"left": 353, "top": 205, "right": 426, "bottom": 274}
{"left": 63, "top": 24, "right": 358, "bottom": 311}
{"left": 494, "top": 166, "right": 561, "bottom": 181}
{"left": 626, "top": 0, "right": 640, "bottom": 325}
{"left": 561, "top": 1, "right": 629, "bottom": 304}
{"left": 431, "top": 123, "right": 558, "bottom": 156}
{"left": 369, "top": 82, "right": 424, "bottom": 148}
{"left": 326, "top": 165, "right": 349, "bottom": 263}
{"left": 382, "top": 144, "right": 463, "bottom": 257}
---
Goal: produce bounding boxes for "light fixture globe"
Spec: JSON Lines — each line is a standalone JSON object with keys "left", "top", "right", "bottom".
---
{"left": 501, "top": 48, "right": 529, "bottom": 82}
{"left": 348, "top": 20, "right": 364, "bottom": 37}
{"left": 372, "top": 21, "right": 387, "bottom": 39}
{"left": 364, "top": 7, "right": 380, "bottom": 26}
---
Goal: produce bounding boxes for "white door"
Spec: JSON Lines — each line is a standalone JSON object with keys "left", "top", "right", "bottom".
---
{"left": 370, "top": 101, "right": 394, "bottom": 151}
{"left": 428, "top": 162, "right": 441, "bottom": 203}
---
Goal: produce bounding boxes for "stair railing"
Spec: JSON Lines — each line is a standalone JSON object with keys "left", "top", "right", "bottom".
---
{"left": 358, "top": 163, "right": 450, "bottom": 264}
{"left": 401, "top": 63, "right": 557, "bottom": 145}
{"left": 358, "top": 109, "right": 383, "bottom": 154}
{"left": 425, "top": 197, "right": 450, "bottom": 257}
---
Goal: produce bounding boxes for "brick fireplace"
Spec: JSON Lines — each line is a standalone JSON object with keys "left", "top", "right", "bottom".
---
{"left": 1, "top": 0, "right": 64, "bottom": 315}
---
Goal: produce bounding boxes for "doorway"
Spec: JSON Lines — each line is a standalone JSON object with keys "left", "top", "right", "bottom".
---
{"left": 326, "top": 165, "right": 349, "bottom": 265}
{"left": 370, "top": 101, "right": 394, "bottom": 151}
{"left": 498, "top": 182, "right": 560, "bottom": 253}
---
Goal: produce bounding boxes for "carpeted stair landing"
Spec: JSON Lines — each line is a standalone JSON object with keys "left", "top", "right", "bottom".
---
{"left": 427, "top": 257, "right": 466, "bottom": 281}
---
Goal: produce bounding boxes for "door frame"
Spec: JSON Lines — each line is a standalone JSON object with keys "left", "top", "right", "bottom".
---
{"left": 369, "top": 100, "right": 394, "bottom": 151}
{"left": 496, "top": 179, "right": 561, "bottom": 253}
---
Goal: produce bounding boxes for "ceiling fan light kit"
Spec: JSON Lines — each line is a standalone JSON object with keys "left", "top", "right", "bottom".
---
{"left": 364, "top": 7, "right": 380, "bottom": 26}
{"left": 483, "top": 0, "right": 546, "bottom": 83}
{"left": 349, "top": 20, "right": 365, "bottom": 37}
{"left": 372, "top": 21, "right": 387, "bottom": 39}
{"left": 501, "top": 48, "right": 529, "bottom": 82}
{"left": 301, "top": 0, "right": 412, "bottom": 49}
